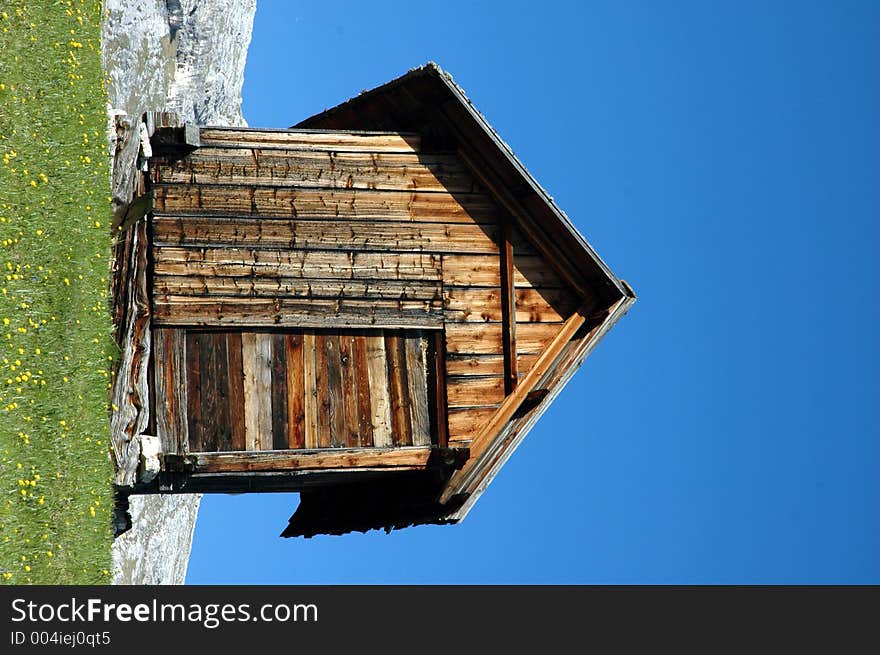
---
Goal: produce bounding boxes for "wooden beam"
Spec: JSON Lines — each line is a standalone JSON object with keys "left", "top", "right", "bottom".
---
{"left": 432, "top": 331, "right": 449, "bottom": 448}
{"left": 439, "top": 301, "right": 592, "bottom": 504}
{"left": 187, "top": 446, "right": 437, "bottom": 473}
{"left": 499, "top": 219, "right": 518, "bottom": 394}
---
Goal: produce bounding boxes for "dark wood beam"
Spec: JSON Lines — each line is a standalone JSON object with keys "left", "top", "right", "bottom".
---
{"left": 431, "top": 331, "right": 449, "bottom": 448}
{"left": 499, "top": 219, "right": 518, "bottom": 395}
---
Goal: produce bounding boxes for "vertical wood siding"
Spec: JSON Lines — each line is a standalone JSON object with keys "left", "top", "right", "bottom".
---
{"left": 157, "top": 329, "right": 435, "bottom": 454}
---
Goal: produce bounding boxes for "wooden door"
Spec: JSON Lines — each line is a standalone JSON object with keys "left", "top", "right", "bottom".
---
{"left": 154, "top": 328, "right": 440, "bottom": 455}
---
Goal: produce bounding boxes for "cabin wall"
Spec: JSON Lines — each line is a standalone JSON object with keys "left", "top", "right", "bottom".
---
{"left": 147, "top": 127, "right": 585, "bottom": 458}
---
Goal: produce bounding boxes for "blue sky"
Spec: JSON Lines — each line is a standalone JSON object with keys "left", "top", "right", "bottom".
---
{"left": 186, "top": 0, "right": 879, "bottom": 583}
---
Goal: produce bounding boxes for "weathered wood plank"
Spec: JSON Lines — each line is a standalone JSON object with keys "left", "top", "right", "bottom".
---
{"left": 153, "top": 247, "right": 442, "bottom": 281}
{"left": 198, "top": 333, "right": 220, "bottom": 452}
{"left": 339, "top": 334, "right": 360, "bottom": 448}
{"left": 445, "top": 322, "right": 565, "bottom": 355}
{"left": 314, "top": 334, "right": 331, "bottom": 448}
{"left": 443, "top": 254, "right": 565, "bottom": 288}
{"left": 447, "top": 407, "right": 500, "bottom": 444}
{"left": 352, "top": 336, "right": 374, "bottom": 447}
{"left": 405, "top": 335, "right": 431, "bottom": 446}
{"left": 110, "top": 220, "right": 152, "bottom": 485}
{"left": 153, "top": 185, "right": 498, "bottom": 224}
{"left": 153, "top": 328, "right": 187, "bottom": 457}
{"left": 226, "top": 331, "right": 246, "bottom": 450}
{"left": 185, "top": 332, "right": 203, "bottom": 453}
{"left": 442, "top": 255, "right": 501, "bottom": 287}
{"left": 271, "top": 334, "right": 289, "bottom": 451}
{"left": 153, "top": 296, "right": 444, "bottom": 329}
{"left": 386, "top": 334, "right": 412, "bottom": 446}
{"left": 210, "top": 332, "right": 234, "bottom": 452}
{"left": 302, "top": 333, "right": 319, "bottom": 449}
{"left": 154, "top": 150, "right": 477, "bottom": 194}
{"left": 285, "top": 334, "right": 305, "bottom": 449}
{"left": 446, "top": 376, "right": 506, "bottom": 408}
{"left": 152, "top": 216, "right": 499, "bottom": 254}
{"left": 191, "top": 445, "right": 436, "bottom": 473}
{"left": 197, "top": 128, "right": 421, "bottom": 152}
{"left": 242, "top": 332, "right": 273, "bottom": 451}
{"left": 365, "top": 335, "right": 392, "bottom": 447}
{"left": 154, "top": 275, "right": 442, "bottom": 301}
{"left": 445, "top": 353, "right": 541, "bottom": 377}
{"left": 325, "top": 334, "right": 346, "bottom": 448}
{"left": 444, "top": 287, "right": 574, "bottom": 323}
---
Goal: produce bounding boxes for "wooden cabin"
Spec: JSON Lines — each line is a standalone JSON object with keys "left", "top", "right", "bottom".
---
{"left": 109, "top": 64, "right": 635, "bottom": 537}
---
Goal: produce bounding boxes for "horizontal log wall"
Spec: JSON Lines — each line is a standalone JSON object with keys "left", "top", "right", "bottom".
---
{"left": 149, "top": 128, "right": 587, "bottom": 449}
{"left": 153, "top": 328, "right": 434, "bottom": 456}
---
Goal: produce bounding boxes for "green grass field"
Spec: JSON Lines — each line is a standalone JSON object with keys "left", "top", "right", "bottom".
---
{"left": 0, "top": 0, "right": 115, "bottom": 584}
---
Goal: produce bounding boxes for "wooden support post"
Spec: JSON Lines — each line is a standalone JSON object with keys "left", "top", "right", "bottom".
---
{"left": 432, "top": 331, "right": 449, "bottom": 448}
{"left": 499, "top": 219, "right": 518, "bottom": 395}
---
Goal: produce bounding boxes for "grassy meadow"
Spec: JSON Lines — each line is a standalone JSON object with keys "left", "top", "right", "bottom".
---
{"left": 0, "top": 0, "right": 115, "bottom": 584}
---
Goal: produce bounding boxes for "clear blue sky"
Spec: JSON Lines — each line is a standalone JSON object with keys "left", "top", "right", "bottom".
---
{"left": 186, "top": 0, "right": 879, "bottom": 583}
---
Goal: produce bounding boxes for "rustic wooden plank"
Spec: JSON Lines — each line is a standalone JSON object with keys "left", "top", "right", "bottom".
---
{"left": 324, "top": 334, "right": 346, "bottom": 448}
{"left": 109, "top": 220, "right": 152, "bottom": 485}
{"left": 314, "top": 334, "right": 331, "bottom": 448}
{"left": 154, "top": 275, "right": 442, "bottom": 301}
{"left": 444, "top": 322, "right": 564, "bottom": 355}
{"left": 443, "top": 254, "right": 565, "bottom": 288}
{"left": 439, "top": 303, "right": 591, "bottom": 504}
{"left": 447, "top": 407, "right": 500, "bottom": 444}
{"left": 339, "top": 334, "right": 360, "bottom": 448}
{"left": 446, "top": 376, "right": 506, "bottom": 408}
{"left": 197, "top": 332, "right": 220, "bottom": 452}
{"left": 405, "top": 334, "right": 431, "bottom": 446}
{"left": 285, "top": 333, "right": 305, "bottom": 449}
{"left": 364, "top": 335, "right": 392, "bottom": 447}
{"left": 185, "top": 332, "right": 203, "bottom": 453}
{"left": 153, "top": 328, "right": 187, "bottom": 457}
{"left": 226, "top": 331, "right": 246, "bottom": 450}
{"left": 271, "top": 333, "right": 289, "bottom": 451}
{"left": 154, "top": 150, "right": 477, "bottom": 194}
{"left": 152, "top": 216, "right": 499, "bottom": 255}
{"left": 153, "top": 247, "right": 442, "bottom": 281}
{"left": 152, "top": 296, "right": 444, "bottom": 329}
{"left": 191, "top": 445, "right": 436, "bottom": 473}
{"left": 515, "top": 288, "right": 576, "bottom": 323}
{"left": 197, "top": 128, "right": 421, "bottom": 153}
{"left": 499, "top": 222, "right": 518, "bottom": 395}
{"left": 302, "top": 333, "right": 319, "bottom": 449}
{"left": 210, "top": 332, "right": 234, "bottom": 452}
{"left": 431, "top": 331, "right": 449, "bottom": 448}
{"left": 242, "top": 332, "right": 273, "bottom": 451}
{"left": 153, "top": 185, "right": 498, "bottom": 224}
{"left": 442, "top": 255, "right": 501, "bottom": 287}
{"left": 352, "top": 336, "right": 374, "bottom": 447}
{"left": 151, "top": 327, "right": 171, "bottom": 453}
{"left": 445, "top": 353, "right": 541, "bottom": 377}
{"left": 386, "top": 333, "right": 412, "bottom": 446}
